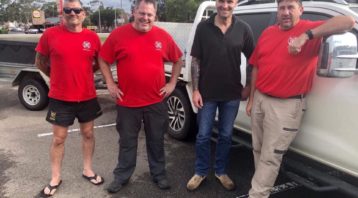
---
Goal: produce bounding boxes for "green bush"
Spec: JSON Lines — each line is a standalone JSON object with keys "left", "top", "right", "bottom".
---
{"left": 0, "top": 29, "right": 9, "bottom": 34}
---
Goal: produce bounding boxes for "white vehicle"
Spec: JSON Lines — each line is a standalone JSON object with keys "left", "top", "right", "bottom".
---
{"left": 25, "top": 28, "right": 39, "bottom": 34}
{"left": 1, "top": 0, "right": 357, "bottom": 195}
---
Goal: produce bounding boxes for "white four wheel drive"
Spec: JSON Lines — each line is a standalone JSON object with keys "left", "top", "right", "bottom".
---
{"left": 0, "top": 0, "right": 357, "bottom": 196}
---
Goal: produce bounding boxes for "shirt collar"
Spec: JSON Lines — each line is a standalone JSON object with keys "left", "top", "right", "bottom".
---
{"left": 207, "top": 13, "right": 238, "bottom": 26}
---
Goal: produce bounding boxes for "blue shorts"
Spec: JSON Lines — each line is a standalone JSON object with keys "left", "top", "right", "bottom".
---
{"left": 46, "top": 98, "right": 102, "bottom": 127}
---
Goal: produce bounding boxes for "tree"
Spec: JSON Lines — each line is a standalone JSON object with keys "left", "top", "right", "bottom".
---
{"left": 129, "top": 0, "right": 203, "bottom": 22}
{"left": 1, "top": 0, "right": 38, "bottom": 24}
{"left": 0, "top": 0, "right": 12, "bottom": 23}
{"left": 17, "top": 0, "right": 36, "bottom": 23}
{"left": 164, "top": 0, "right": 203, "bottom": 22}
{"left": 42, "top": 1, "right": 58, "bottom": 18}
{"left": 90, "top": 7, "right": 126, "bottom": 31}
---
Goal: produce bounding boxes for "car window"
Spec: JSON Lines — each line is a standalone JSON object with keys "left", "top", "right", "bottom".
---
{"left": 237, "top": 12, "right": 275, "bottom": 42}
{"left": 301, "top": 12, "right": 331, "bottom": 21}
{"left": 350, "top": 7, "right": 358, "bottom": 13}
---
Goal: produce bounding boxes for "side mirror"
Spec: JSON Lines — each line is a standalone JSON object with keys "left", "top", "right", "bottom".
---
{"left": 317, "top": 32, "right": 358, "bottom": 78}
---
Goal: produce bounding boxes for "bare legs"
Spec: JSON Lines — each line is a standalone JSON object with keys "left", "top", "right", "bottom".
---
{"left": 48, "top": 121, "right": 101, "bottom": 186}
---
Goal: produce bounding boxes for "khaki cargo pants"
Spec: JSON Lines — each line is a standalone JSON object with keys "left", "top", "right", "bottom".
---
{"left": 249, "top": 90, "right": 306, "bottom": 198}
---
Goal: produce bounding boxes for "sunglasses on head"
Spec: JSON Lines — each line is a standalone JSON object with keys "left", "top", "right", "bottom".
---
{"left": 63, "top": 7, "right": 83, "bottom": 14}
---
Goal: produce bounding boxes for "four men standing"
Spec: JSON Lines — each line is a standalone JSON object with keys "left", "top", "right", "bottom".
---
{"left": 33, "top": 0, "right": 355, "bottom": 197}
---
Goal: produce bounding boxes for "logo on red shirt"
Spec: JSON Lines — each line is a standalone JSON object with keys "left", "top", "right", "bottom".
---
{"left": 155, "top": 41, "right": 162, "bottom": 50}
{"left": 82, "top": 41, "right": 91, "bottom": 51}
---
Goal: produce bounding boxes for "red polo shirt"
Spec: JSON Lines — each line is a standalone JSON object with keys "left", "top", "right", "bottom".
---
{"left": 36, "top": 25, "right": 101, "bottom": 101}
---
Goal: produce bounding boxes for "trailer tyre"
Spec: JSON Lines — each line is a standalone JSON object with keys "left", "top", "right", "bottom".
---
{"left": 167, "top": 88, "right": 194, "bottom": 140}
{"left": 18, "top": 79, "right": 49, "bottom": 111}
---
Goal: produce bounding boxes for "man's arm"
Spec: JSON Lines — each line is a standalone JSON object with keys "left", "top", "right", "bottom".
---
{"left": 290, "top": 16, "right": 355, "bottom": 54}
{"left": 309, "top": 16, "right": 355, "bottom": 39}
{"left": 241, "top": 25, "right": 255, "bottom": 100}
{"left": 191, "top": 57, "right": 200, "bottom": 91}
{"left": 160, "top": 59, "right": 183, "bottom": 97}
{"left": 98, "top": 58, "right": 123, "bottom": 100}
{"left": 191, "top": 57, "right": 203, "bottom": 108}
{"left": 93, "top": 57, "right": 100, "bottom": 72}
{"left": 246, "top": 66, "right": 257, "bottom": 116}
{"left": 35, "top": 52, "right": 50, "bottom": 77}
{"left": 241, "top": 64, "right": 253, "bottom": 100}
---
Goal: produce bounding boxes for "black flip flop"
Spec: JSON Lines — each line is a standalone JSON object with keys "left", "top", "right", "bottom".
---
{"left": 39, "top": 180, "right": 62, "bottom": 197}
{"left": 82, "top": 174, "right": 104, "bottom": 185}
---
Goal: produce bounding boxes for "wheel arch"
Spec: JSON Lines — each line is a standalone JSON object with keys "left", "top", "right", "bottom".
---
{"left": 12, "top": 68, "right": 49, "bottom": 87}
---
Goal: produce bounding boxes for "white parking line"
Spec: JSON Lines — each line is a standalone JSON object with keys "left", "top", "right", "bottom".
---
{"left": 236, "top": 181, "right": 300, "bottom": 198}
{"left": 96, "top": 89, "right": 109, "bottom": 96}
{"left": 37, "top": 123, "right": 116, "bottom": 137}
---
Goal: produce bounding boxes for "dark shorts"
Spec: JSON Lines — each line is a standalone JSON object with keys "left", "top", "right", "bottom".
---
{"left": 46, "top": 98, "right": 102, "bottom": 127}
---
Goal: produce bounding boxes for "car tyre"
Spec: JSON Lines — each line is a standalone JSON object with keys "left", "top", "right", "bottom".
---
{"left": 18, "top": 79, "right": 49, "bottom": 111}
{"left": 167, "top": 88, "right": 195, "bottom": 140}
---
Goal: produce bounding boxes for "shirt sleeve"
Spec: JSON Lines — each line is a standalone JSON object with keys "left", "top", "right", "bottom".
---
{"left": 99, "top": 32, "right": 116, "bottom": 64}
{"left": 190, "top": 22, "right": 203, "bottom": 59}
{"left": 92, "top": 32, "right": 101, "bottom": 56}
{"left": 35, "top": 30, "right": 50, "bottom": 56}
{"left": 165, "top": 34, "right": 183, "bottom": 63}
{"left": 242, "top": 23, "right": 255, "bottom": 61}
{"left": 249, "top": 26, "right": 271, "bottom": 67}
{"left": 248, "top": 40, "right": 260, "bottom": 67}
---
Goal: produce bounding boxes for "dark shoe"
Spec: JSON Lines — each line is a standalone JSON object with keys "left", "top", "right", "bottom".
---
{"left": 39, "top": 180, "right": 62, "bottom": 197}
{"left": 106, "top": 180, "right": 124, "bottom": 194}
{"left": 153, "top": 178, "right": 171, "bottom": 190}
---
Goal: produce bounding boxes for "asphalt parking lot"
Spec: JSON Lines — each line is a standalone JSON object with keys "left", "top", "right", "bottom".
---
{"left": 0, "top": 79, "right": 355, "bottom": 198}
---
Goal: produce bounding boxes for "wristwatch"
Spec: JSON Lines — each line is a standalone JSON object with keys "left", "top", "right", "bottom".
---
{"left": 305, "top": 29, "right": 314, "bottom": 40}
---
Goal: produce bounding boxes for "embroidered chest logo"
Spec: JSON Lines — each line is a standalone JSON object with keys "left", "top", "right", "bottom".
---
{"left": 82, "top": 41, "right": 91, "bottom": 51}
{"left": 154, "top": 41, "right": 162, "bottom": 51}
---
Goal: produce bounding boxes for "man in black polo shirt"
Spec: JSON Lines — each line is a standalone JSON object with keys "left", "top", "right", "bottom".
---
{"left": 187, "top": 0, "right": 254, "bottom": 191}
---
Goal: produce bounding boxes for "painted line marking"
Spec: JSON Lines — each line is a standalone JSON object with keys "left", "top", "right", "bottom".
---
{"left": 37, "top": 123, "right": 116, "bottom": 138}
{"left": 96, "top": 90, "right": 110, "bottom": 96}
{"left": 236, "top": 181, "right": 300, "bottom": 198}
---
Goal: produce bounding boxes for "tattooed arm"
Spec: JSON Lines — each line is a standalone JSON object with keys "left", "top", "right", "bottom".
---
{"left": 35, "top": 52, "right": 50, "bottom": 77}
{"left": 191, "top": 57, "right": 200, "bottom": 91}
{"left": 191, "top": 57, "right": 203, "bottom": 108}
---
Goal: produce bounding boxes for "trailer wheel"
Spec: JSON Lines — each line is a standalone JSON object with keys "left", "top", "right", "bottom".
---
{"left": 167, "top": 88, "right": 195, "bottom": 140}
{"left": 18, "top": 79, "right": 49, "bottom": 111}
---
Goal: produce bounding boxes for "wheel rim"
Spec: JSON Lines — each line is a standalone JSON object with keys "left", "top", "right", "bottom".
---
{"left": 22, "top": 85, "right": 41, "bottom": 106}
{"left": 167, "top": 96, "right": 186, "bottom": 132}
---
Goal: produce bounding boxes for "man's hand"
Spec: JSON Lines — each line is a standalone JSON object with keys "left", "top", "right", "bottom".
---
{"left": 241, "top": 86, "right": 250, "bottom": 101}
{"left": 193, "top": 90, "right": 203, "bottom": 109}
{"left": 160, "top": 82, "right": 176, "bottom": 98}
{"left": 246, "top": 99, "right": 253, "bottom": 117}
{"left": 288, "top": 34, "right": 308, "bottom": 55}
{"left": 107, "top": 82, "right": 123, "bottom": 101}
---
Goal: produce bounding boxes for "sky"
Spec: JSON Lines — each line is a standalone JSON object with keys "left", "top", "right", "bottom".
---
{"left": 81, "top": 0, "right": 132, "bottom": 13}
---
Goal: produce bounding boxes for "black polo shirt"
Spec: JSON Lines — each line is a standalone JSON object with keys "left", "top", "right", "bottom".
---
{"left": 191, "top": 14, "right": 254, "bottom": 101}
